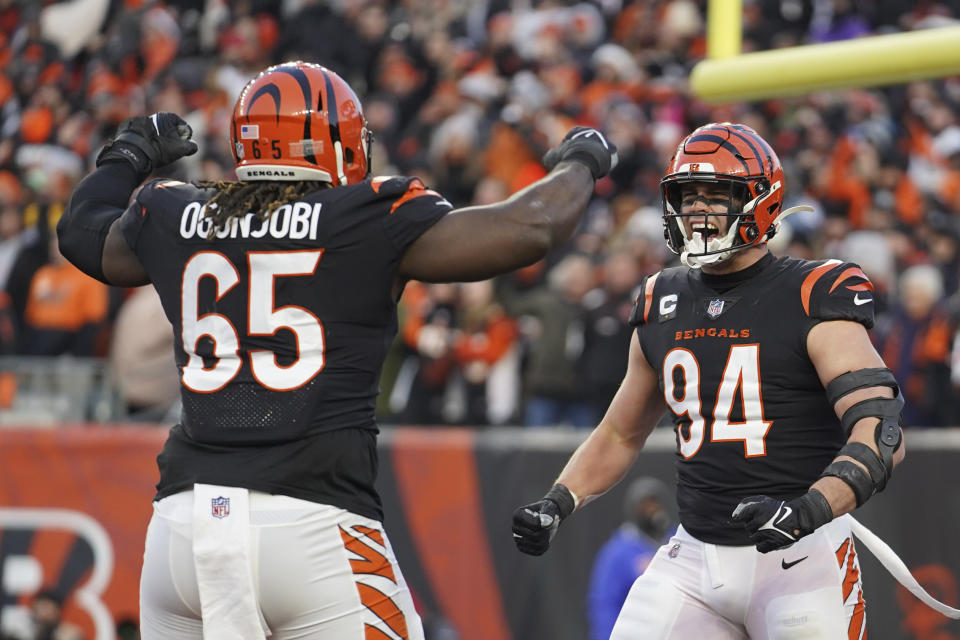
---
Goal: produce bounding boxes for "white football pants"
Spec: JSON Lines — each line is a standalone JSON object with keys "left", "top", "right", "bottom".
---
{"left": 139, "top": 485, "right": 424, "bottom": 640}
{"left": 611, "top": 517, "right": 866, "bottom": 639}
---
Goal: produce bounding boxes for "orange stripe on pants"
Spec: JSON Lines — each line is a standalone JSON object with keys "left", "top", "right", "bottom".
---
{"left": 340, "top": 525, "right": 398, "bottom": 582}
{"left": 357, "top": 583, "right": 409, "bottom": 640}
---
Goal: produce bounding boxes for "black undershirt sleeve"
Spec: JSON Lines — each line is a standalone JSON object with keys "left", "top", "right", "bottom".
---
{"left": 56, "top": 162, "right": 143, "bottom": 283}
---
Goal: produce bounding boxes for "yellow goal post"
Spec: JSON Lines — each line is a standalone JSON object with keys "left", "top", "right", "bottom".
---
{"left": 691, "top": 0, "right": 960, "bottom": 103}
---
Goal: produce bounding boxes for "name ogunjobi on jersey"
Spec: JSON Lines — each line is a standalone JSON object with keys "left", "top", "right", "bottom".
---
{"left": 178, "top": 200, "right": 323, "bottom": 240}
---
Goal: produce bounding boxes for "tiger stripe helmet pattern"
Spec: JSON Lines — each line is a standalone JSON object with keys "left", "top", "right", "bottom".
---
{"left": 231, "top": 61, "right": 371, "bottom": 185}
{"left": 660, "top": 122, "right": 785, "bottom": 267}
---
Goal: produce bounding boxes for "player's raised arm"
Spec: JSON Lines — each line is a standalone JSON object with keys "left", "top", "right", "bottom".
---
{"left": 57, "top": 112, "right": 198, "bottom": 287}
{"left": 512, "top": 331, "right": 665, "bottom": 556}
{"left": 397, "top": 127, "right": 618, "bottom": 283}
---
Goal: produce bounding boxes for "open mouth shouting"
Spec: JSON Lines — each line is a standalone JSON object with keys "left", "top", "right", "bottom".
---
{"left": 691, "top": 219, "right": 721, "bottom": 242}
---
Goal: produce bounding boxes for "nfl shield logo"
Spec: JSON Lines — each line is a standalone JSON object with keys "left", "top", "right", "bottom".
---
{"left": 707, "top": 299, "right": 725, "bottom": 318}
{"left": 211, "top": 496, "right": 230, "bottom": 519}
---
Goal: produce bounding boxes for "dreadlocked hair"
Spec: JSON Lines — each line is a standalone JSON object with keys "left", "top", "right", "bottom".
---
{"left": 194, "top": 180, "right": 329, "bottom": 239}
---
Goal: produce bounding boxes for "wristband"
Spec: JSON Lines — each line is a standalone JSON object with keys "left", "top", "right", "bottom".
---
{"left": 798, "top": 489, "right": 834, "bottom": 532}
{"left": 544, "top": 484, "right": 576, "bottom": 520}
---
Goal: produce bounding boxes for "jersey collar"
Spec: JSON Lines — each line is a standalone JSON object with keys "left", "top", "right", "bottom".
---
{"left": 697, "top": 251, "right": 776, "bottom": 291}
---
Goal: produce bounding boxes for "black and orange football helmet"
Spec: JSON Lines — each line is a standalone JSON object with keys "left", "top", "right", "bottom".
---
{"left": 231, "top": 61, "right": 371, "bottom": 185}
{"left": 660, "top": 123, "right": 791, "bottom": 267}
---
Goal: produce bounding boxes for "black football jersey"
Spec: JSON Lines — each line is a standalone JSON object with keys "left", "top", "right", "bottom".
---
{"left": 630, "top": 253, "right": 875, "bottom": 544}
{"left": 119, "top": 175, "right": 451, "bottom": 519}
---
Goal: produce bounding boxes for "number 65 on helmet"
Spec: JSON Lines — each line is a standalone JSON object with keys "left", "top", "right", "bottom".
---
{"left": 231, "top": 61, "right": 372, "bottom": 186}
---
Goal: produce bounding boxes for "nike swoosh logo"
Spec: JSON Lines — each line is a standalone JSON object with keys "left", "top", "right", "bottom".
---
{"left": 757, "top": 502, "right": 797, "bottom": 540}
{"left": 775, "top": 505, "right": 792, "bottom": 526}
{"left": 781, "top": 556, "right": 808, "bottom": 569}
{"left": 854, "top": 293, "right": 872, "bottom": 305}
{"left": 571, "top": 129, "right": 610, "bottom": 149}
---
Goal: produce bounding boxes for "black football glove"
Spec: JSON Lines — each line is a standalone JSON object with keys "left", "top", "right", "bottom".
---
{"left": 512, "top": 484, "right": 576, "bottom": 556}
{"left": 731, "top": 490, "right": 833, "bottom": 553}
{"left": 97, "top": 112, "right": 199, "bottom": 178}
{"left": 542, "top": 126, "right": 619, "bottom": 180}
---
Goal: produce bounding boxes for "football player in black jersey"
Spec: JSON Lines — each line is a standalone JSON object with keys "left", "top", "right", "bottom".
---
{"left": 513, "top": 122, "right": 906, "bottom": 638}
{"left": 57, "top": 61, "right": 618, "bottom": 639}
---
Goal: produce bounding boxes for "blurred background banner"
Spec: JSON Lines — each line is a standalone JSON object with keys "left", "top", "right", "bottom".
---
{"left": 0, "top": 425, "right": 956, "bottom": 640}
{"left": 0, "top": 426, "right": 165, "bottom": 639}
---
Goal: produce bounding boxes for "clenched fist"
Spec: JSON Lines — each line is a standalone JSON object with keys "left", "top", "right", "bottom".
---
{"left": 731, "top": 491, "right": 833, "bottom": 553}
{"left": 543, "top": 127, "right": 619, "bottom": 180}
{"left": 97, "top": 112, "right": 199, "bottom": 178}
{"left": 512, "top": 484, "right": 577, "bottom": 556}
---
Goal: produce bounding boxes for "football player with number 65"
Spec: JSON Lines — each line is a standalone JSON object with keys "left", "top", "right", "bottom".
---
{"left": 57, "top": 61, "right": 618, "bottom": 639}
{"left": 513, "top": 122, "right": 911, "bottom": 639}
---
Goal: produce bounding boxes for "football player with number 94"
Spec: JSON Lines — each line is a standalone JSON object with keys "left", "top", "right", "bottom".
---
{"left": 56, "top": 61, "right": 618, "bottom": 639}
{"left": 512, "top": 122, "right": 925, "bottom": 638}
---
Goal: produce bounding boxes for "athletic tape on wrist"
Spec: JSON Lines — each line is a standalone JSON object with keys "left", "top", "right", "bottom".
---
{"left": 820, "top": 460, "right": 873, "bottom": 507}
{"left": 544, "top": 484, "right": 576, "bottom": 520}
{"left": 800, "top": 489, "right": 835, "bottom": 531}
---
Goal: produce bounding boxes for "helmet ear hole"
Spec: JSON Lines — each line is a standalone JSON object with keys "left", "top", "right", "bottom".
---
{"left": 344, "top": 147, "right": 355, "bottom": 165}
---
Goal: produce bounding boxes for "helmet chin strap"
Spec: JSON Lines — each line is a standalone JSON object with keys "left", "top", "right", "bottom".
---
{"left": 681, "top": 248, "right": 735, "bottom": 268}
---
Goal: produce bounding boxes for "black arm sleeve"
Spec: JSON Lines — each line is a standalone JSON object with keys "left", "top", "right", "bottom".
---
{"left": 57, "top": 163, "right": 143, "bottom": 283}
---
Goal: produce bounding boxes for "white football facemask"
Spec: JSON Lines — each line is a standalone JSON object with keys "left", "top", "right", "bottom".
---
{"left": 678, "top": 215, "right": 742, "bottom": 268}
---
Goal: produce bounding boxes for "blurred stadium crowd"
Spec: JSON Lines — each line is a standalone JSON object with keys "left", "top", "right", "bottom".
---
{"left": 3, "top": 0, "right": 960, "bottom": 428}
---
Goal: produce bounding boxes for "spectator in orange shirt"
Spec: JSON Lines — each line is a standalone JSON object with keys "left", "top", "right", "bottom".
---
{"left": 452, "top": 279, "right": 519, "bottom": 425}
{"left": 392, "top": 281, "right": 460, "bottom": 424}
{"left": 21, "top": 236, "right": 108, "bottom": 356}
